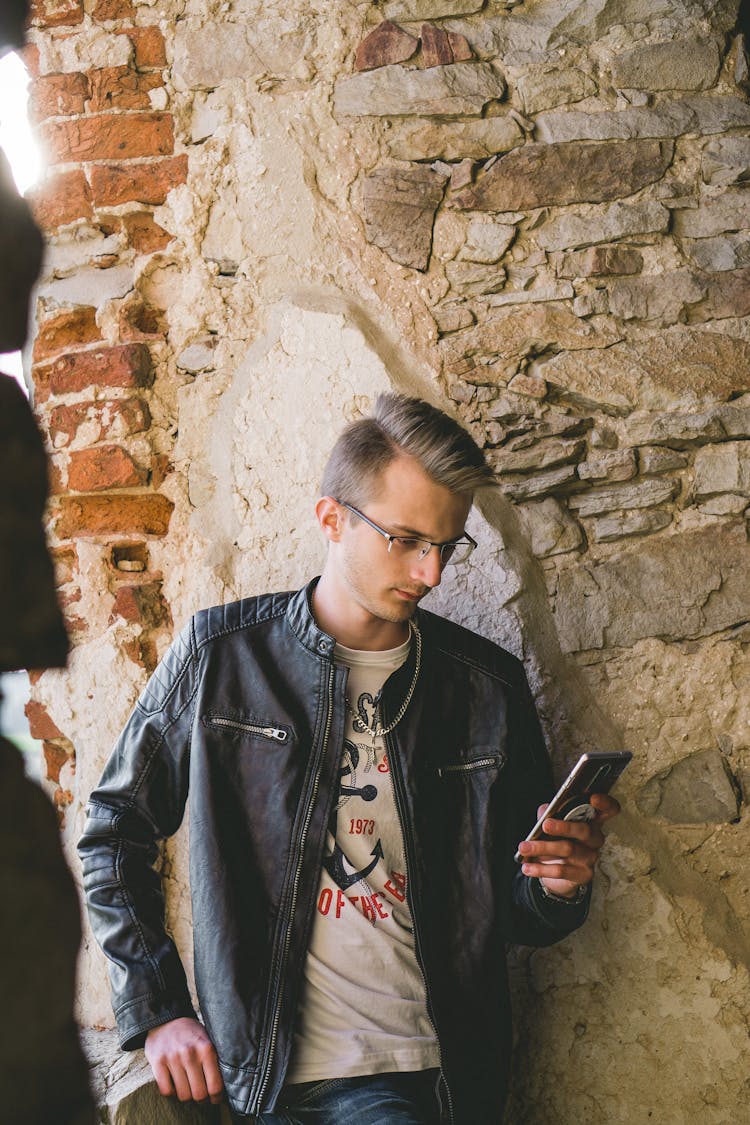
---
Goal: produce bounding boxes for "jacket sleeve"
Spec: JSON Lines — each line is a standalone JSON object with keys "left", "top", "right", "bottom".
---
{"left": 502, "top": 667, "right": 591, "bottom": 947}
{"left": 78, "top": 617, "right": 202, "bottom": 1049}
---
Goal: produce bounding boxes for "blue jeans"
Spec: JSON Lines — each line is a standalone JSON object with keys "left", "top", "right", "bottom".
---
{"left": 250, "top": 1069, "right": 441, "bottom": 1124}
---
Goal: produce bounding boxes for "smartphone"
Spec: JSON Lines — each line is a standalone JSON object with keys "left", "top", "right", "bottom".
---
{"left": 514, "top": 751, "right": 632, "bottom": 863}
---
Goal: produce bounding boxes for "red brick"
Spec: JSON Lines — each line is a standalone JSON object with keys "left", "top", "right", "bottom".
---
{"left": 49, "top": 396, "right": 151, "bottom": 447}
{"left": 92, "top": 0, "right": 135, "bottom": 18}
{"left": 89, "top": 154, "right": 188, "bottom": 205}
{"left": 117, "top": 295, "right": 165, "bottom": 339}
{"left": 86, "top": 66, "right": 164, "bottom": 112}
{"left": 121, "top": 210, "right": 172, "bottom": 252}
{"left": 115, "top": 26, "right": 167, "bottom": 68}
{"left": 54, "top": 493, "right": 174, "bottom": 538}
{"left": 41, "top": 111, "right": 174, "bottom": 164}
{"left": 354, "top": 21, "right": 418, "bottom": 71}
{"left": 43, "top": 740, "right": 73, "bottom": 784}
{"left": 28, "top": 169, "right": 92, "bottom": 229}
{"left": 68, "top": 445, "right": 147, "bottom": 491}
{"left": 28, "top": 0, "right": 84, "bottom": 28}
{"left": 33, "top": 306, "right": 101, "bottom": 362}
{"left": 34, "top": 343, "right": 153, "bottom": 401}
{"left": 21, "top": 44, "right": 41, "bottom": 79}
{"left": 25, "top": 700, "right": 63, "bottom": 740}
{"left": 111, "top": 579, "right": 169, "bottom": 627}
{"left": 420, "top": 24, "right": 473, "bottom": 67}
{"left": 29, "top": 71, "right": 89, "bottom": 121}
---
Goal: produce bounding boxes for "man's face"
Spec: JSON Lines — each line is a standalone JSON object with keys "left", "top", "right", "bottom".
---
{"left": 332, "top": 455, "right": 472, "bottom": 629}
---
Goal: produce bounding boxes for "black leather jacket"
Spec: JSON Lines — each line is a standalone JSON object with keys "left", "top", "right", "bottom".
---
{"left": 79, "top": 580, "right": 589, "bottom": 1122}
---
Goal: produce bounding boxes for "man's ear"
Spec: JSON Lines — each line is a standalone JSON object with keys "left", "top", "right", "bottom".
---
{"left": 315, "top": 496, "right": 345, "bottom": 543}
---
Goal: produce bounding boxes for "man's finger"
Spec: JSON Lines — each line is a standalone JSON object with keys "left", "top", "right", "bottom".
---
{"left": 150, "top": 1058, "right": 176, "bottom": 1099}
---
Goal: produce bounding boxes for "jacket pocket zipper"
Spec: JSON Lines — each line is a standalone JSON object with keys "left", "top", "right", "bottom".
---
{"left": 206, "top": 716, "right": 289, "bottom": 743}
{"left": 437, "top": 753, "right": 505, "bottom": 777}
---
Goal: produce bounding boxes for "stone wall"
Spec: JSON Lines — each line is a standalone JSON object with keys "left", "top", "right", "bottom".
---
{"left": 24, "top": 0, "right": 750, "bottom": 1120}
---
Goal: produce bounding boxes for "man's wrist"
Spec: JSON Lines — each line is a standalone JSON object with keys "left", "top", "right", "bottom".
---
{"left": 537, "top": 878, "right": 589, "bottom": 905}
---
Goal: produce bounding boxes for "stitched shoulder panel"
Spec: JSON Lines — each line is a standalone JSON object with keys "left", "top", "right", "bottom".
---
{"left": 137, "top": 617, "right": 196, "bottom": 715}
{"left": 419, "top": 608, "right": 525, "bottom": 687}
{"left": 191, "top": 590, "right": 294, "bottom": 648}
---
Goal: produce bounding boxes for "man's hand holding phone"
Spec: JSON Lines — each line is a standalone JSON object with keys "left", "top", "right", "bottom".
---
{"left": 516, "top": 791, "right": 621, "bottom": 898}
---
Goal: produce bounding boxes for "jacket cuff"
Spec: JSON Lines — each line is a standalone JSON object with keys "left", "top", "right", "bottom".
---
{"left": 116, "top": 990, "right": 197, "bottom": 1051}
{"left": 528, "top": 876, "right": 591, "bottom": 930}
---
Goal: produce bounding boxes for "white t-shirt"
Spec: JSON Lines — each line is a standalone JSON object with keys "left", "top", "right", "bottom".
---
{"left": 286, "top": 635, "right": 440, "bottom": 1082}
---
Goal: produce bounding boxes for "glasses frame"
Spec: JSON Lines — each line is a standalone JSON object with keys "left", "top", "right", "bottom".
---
{"left": 335, "top": 500, "right": 477, "bottom": 566}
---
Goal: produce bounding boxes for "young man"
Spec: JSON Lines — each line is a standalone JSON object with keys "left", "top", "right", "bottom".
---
{"left": 80, "top": 394, "right": 618, "bottom": 1124}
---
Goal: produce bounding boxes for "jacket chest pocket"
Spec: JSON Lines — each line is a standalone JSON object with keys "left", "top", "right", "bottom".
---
{"left": 437, "top": 750, "right": 506, "bottom": 779}
{"left": 203, "top": 712, "right": 293, "bottom": 746}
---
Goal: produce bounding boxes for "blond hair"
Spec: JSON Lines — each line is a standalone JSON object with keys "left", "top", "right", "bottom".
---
{"left": 321, "top": 393, "right": 494, "bottom": 505}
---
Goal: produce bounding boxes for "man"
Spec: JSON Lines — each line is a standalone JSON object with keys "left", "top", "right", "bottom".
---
{"left": 80, "top": 394, "right": 618, "bottom": 1123}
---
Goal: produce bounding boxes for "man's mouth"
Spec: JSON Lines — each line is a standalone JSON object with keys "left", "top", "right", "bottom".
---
{"left": 394, "top": 589, "right": 425, "bottom": 601}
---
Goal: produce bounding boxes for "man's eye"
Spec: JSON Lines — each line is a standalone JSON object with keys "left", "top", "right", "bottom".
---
{"left": 393, "top": 538, "right": 420, "bottom": 550}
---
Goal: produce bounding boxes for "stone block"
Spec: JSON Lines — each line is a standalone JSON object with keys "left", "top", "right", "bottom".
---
{"left": 637, "top": 750, "right": 739, "bottom": 824}
{"left": 41, "top": 112, "right": 174, "bottom": 164}
{"left": 577, "top": 449, "right": 637, "bottom": 483}
{"left": 541, "top": 328, "right": 750, "bottom": 413}
{"left": 499, "top": 464, "right": 577, "bottom": 500}
{"left": 554, "top": 524, "right": 750, "bottom": 651}
{"left": 516, "top": 67, "right": 597, "bottom": 115}
{"left": 590, "top": 509, "right": 671, "bottom": 543}
{"left": 693, "top": 441, "right": 750, "bottom": 498}
{"left": 361, "top": 165, "right": 446, "bottom": 271}
{"left": 460, "top": 219, "right": 516, "bottom": 264}
{"left": 334, "top": 62, "right": 506, "bottom": 117}
{"left": 89, "top": 154, "right": 188, "bottom": 206}
{"left": 507, "top": 372, "right": 547, "bottom": 399}
{"left": 28, "top": 169, "right": 93, "bottom": 230}
{"left": 672, "top": 190, "right": 750, "bottom": 239}
{"left": 701, "top": 136, "right": 750, "bottom": 186}
{"left": 687, "top": 268, "right": 750, "bottom": 322}
{"left": 420, "top": 25, "right": 473, "bottom": 68}
{"left": 354, "top": 22, "right": 418, "bottom": 71}
{"left": 554, "top": 245, "right": 643, "bottom": 278}
{"left": 517, "top": 497, "right": 583, "bottom": 557}
{"left": 638, "top": 446, "right": 688, "bottom": 474}
{"left": 608, "top": 269, "right": 705, "bottom": 324}
{"left": 611, "top": 39, "right": 721, "bottom": 92}
{"left": 38, "top": 263, "right": 135, "bottom": 307}
{"left": 451, "top": 140, "right": 672, "bottom": 211}
{"left": 682, "top": 233, "right": 750, "bottom": 273}
{"left": 383, "top": 0, "right": 483, "bottom": 15}
{"left": 386, "top": 116, "right": 522, "bottom": 161}
{"left": 491, "top": 437, "right": 585, "bottom": 474}
{"left": 536, "top": 201, "right": 669, "bottom": 252}
{"left": 67, "top": 445, "right": 147, "bottom": 492}
{"left": 54, "top": 493, "right": 174, "bottom": 538}
{"left": 444, "top": 261, "right": 506, "bottom": 296}
{"left": 568, "top": 478, "right": 677, "bottom": 518}
{"left": 440, "top": 305, "right": 620, "bottom": 368}
{"left": 487, "top": 283, "right": 575, "bottom": 307}
{"left": 434, "top": 306, "right": 474, "bottom": 334}
{"left": 535, "top": 97, "right": 750, "bottom": 144}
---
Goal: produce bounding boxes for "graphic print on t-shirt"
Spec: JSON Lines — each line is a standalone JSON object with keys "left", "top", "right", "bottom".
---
{"left": 323, "top": 736, "right": 384, "bottom": 892}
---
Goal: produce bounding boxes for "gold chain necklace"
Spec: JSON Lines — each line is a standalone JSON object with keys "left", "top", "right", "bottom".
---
{"left": 344, "top": 620, "right": 422, "bottom": 740}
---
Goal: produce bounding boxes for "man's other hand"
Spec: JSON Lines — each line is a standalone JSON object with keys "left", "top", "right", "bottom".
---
{"left": 145, "top": 1017, "right": 224, "bottom": 1104}
{"left": 516, "top": 792, "right": 621, "bottom": 899}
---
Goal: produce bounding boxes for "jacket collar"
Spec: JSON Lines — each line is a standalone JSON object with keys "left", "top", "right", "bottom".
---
{"left": 285, "top": 578, "right": 337, "bottom": 659}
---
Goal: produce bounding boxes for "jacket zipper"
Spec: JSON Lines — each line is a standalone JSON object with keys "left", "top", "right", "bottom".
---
{"left": 206, "top": 716, "right": 288, "bottom": 743}
{"left": 437, "top": 753, "right": 504, "bottom": 777}
{"left": 250, "top": 660, "right": 336, "bottom": 1114}
{"left": 386, "top": 731, "right": 455, "bottom": 1125}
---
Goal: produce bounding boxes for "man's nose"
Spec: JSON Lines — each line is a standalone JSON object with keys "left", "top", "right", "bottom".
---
{"left": 411, "top": 545, "right": 444, "bottom": 589}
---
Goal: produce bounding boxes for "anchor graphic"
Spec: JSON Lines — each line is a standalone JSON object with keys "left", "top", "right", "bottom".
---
{"left": 324, "top": 838, "right": 385, "bottom": 891}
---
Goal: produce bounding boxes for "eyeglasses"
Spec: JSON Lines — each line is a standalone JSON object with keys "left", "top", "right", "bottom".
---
{"left": 336, "top": 500, "right": 477, "bottom": 566}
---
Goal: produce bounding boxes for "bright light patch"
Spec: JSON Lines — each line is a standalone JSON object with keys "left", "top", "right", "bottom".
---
{"left": 0, "top": 51, "right": 43, "bottom": 195}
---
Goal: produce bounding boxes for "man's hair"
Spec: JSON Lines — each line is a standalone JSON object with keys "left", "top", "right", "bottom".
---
{"left": 320, "top": 393, "right": 495, "bottom": 505}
